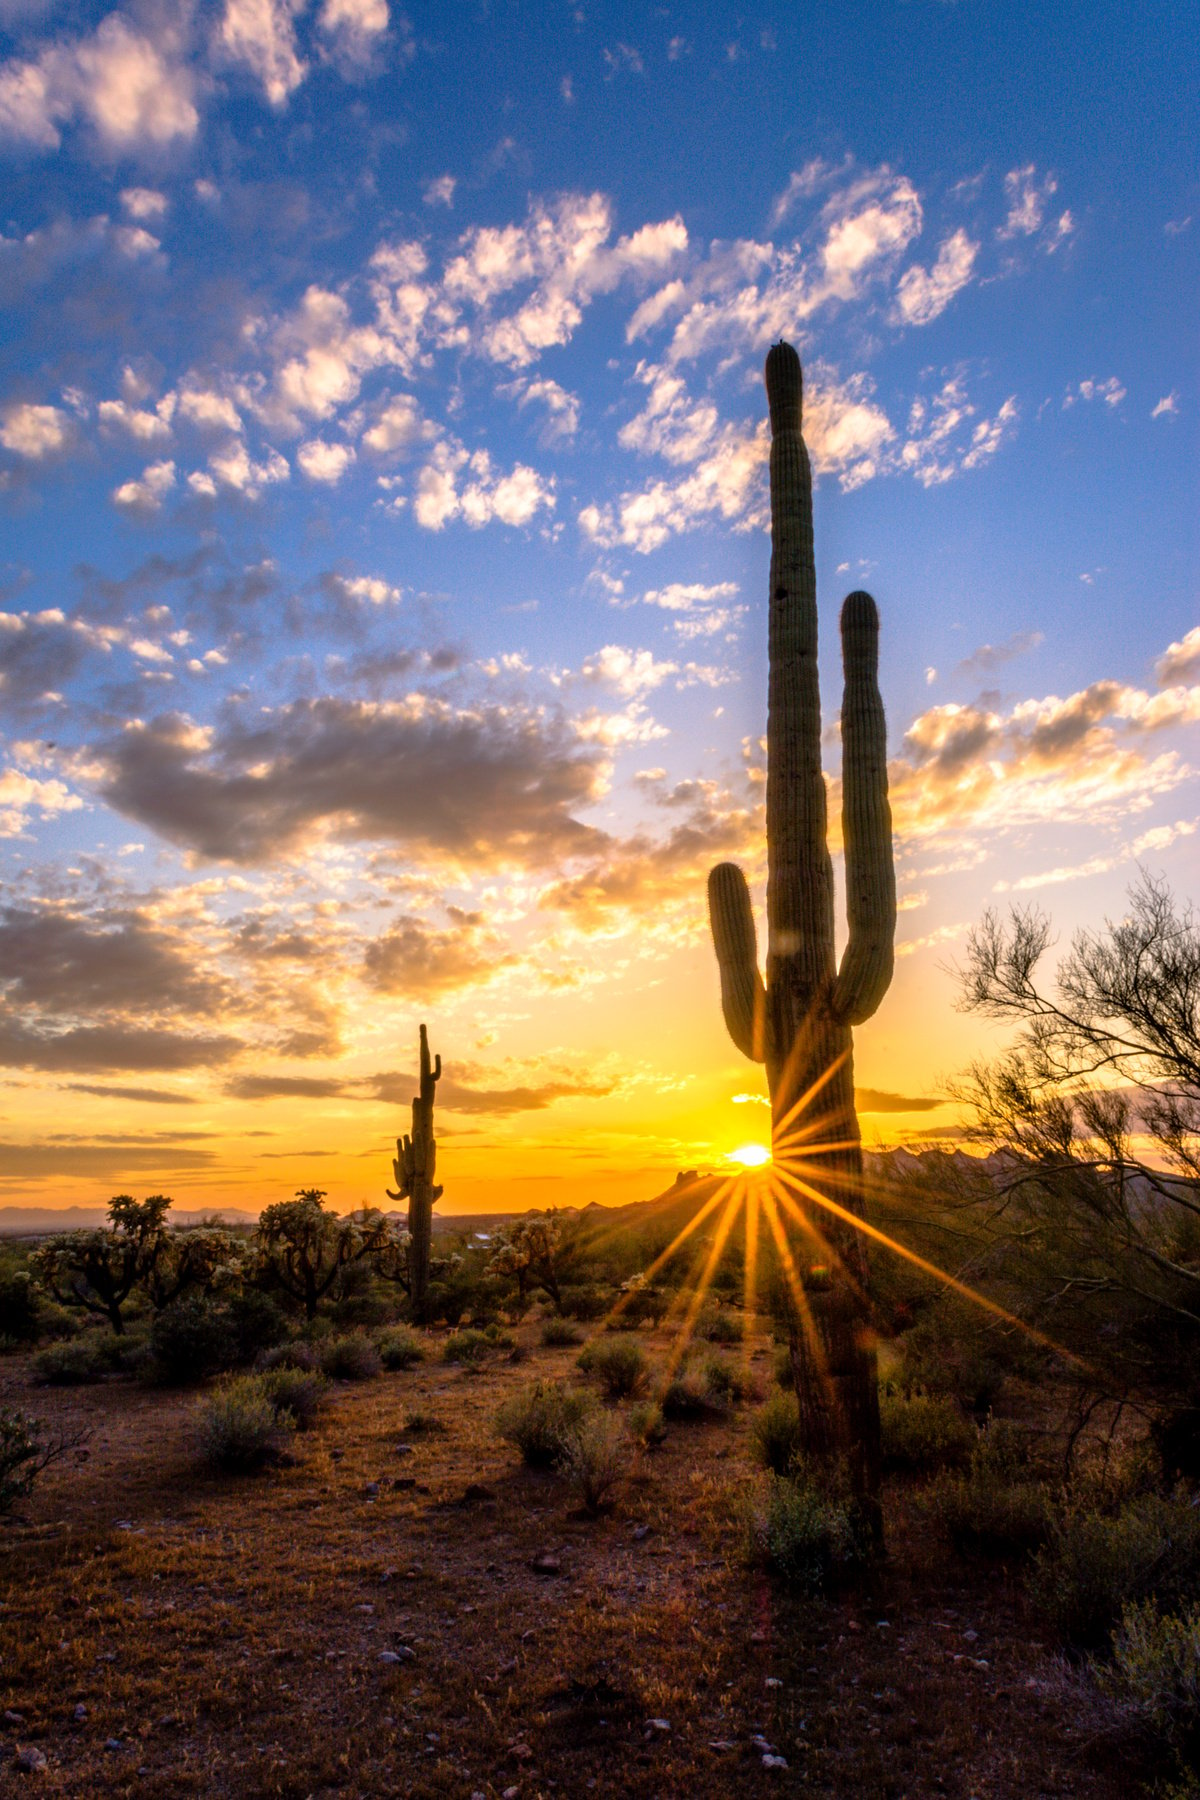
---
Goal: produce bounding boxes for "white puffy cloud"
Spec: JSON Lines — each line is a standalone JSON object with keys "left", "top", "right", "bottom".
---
{"left": 361, "top": 393, "right": 430, "bottom": 455}
{"left": 177, "top": 387, "right": 244, "bottom": 433}
{"left": 422, "top": 174, "right": 456, "bottom": 208}
{"left": 511, "top": 377, "right": 580, "bottom": 443}
{"left": 0, "top": 14, "right": 198, "bottom": 151}
{"left": 217, "top": 0, "right": 307, "bottom": 106}
{"left": 120, "top": 188, "right": 168, "bottom": 222}
{"left": 98, "top": 396, "right": 175, "bottom": 443}
{"left": 319, "top": 0, "right": 389, "bottom": 61}
{"left": 297, "top": 438, "right": 356, "bottom": 483}
{"left": 999, "top": 165, "right": 1060, "bottom": 240}
{"left": 0, "top": 767, "right": 83, "bottom": 837}
{"left": 0, "top": 402, "right": 71, "bottom": 459}
{"left": 202, "top": 440, "right": 290, "bottom": 498}
{"left": 112, "top": 459, "right": 176, "bottom": 512}
{"left": 413, "top": 440, "right": 555, "bottom": 532}
{"left": 1065, "top": 377, "right": 1126, "bottom": 408}
{"left": 894, "top": 228, "right": 978, "bottom": 325}
{"left": 1152, "top": 394, "right": 1179, "bottom": 419}
{"left": 581, "top": 645, "right": 678, "bottom": 696}
{"left": 1156, "top": 627, "right": 1200, "bottom": 687}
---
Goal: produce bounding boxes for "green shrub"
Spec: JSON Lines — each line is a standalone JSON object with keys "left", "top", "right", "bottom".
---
{"left": 747, "top": 1469, "right": 868, "bottom": 1595}
{"left": 662, "top": 1359, "right": 724, "bottom": 1419}
{"left": 149, "top": 1296, "right": 237, "bottom": 1385}
{"left": 198, "top": 1375, "right": 295, "bottom": 1472}
{"left": 0, "top": 1409, "right": 79, "bottom": 1513}
{"left": 577, "top": 1335, "right": 648, "bottom": 1398}
{"left": 226, "top": 1290, "right": 288, "bottom": 1363}
{"left": 495, "top": 1379, "right": 593, "bottom": 1467}
{"left": 927, "top": 1469, "right": 1054, "bottom": 1559}
{"left": 619, "top": 1285, "right": 669, "bottom": 1329}
{"left": 259, "top": 1340, "right": 319, "bottom": 1373}
{"left": 559, "top": 1284, "right": 609, "bottom": 1322}
{"left": 540, "top": 1318, "right": 583, "bottom": 1347}
{"left": 260, "top": 1367, "right": 327, "bottom": 1431}
{"left": 773, "top": 1344, "right": 794, "bottom": 1390}
{"left": 700, "top": 1306, "right": 743, "bottom": 1344}
{"left": 1099, "top": 1599, "right": 1200, "bottom": 1750}
{"left": 33, "top": 1338, "right": 102, "bottom": 1385}
{"left": 629, "top": 1399, "right": 666, "bottom": 1447}
{"left": 444, "top": 1328, "right": 494, "bottom": 1367}
{"left": 700, "top": 1354, "right": 754, "bottom": 1405}
{"left": 1031, "top": 1492, "right": 1200, "bottom": 1652}
{"left": 561, "top": 1412, "right": 627, "bottom": 1514}
{"left": 0, "top": 1266, "right": 40, "bottom": 1344}
{"left": 377, "top": 1326, "right": 425, "bottom": 1370}
{"left": 750, "top": 1390, "right": 804, "bottom": 1476}
{"left": 880, "top": 1390, "right": 974, "bottom": 1475}
{"left": 320, "top": 1333, "right": 382, "bottom": 1381}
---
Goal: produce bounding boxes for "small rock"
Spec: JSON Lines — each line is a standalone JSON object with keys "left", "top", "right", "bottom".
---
{"left": 4, "top": 1711, "right": 25, "bottom": 1727}
{"left": 502, "top": 1788, "right": 520, "bottom": 1799}
{"left": 14, "top": 1746, "right": 47, "bottom": 1773}
{"left": 355, "top": 1603, "right": 375, "bottom": 1614}
{"left": 71, "top": 1705, "right": 87, "bottom": 1724}
{"left": 645, "top": 1718, "right": 671, "bottom": 1734}
{"left": 530, "top": 1552, "right": 561, "bottom": 1575}
{"left": 632, "top": 1524, "right": 651, "bottom": 1541}
{"left": 379, "top": 1647, "right": 416, "bottom": 1664}
{"left": 762, "top": 1753, "right": 789, "bottom": 1770}
{"left": 748, "top": 1629, "right": 768, "bottom": 1645}
{"left": 962, "top": 1628, "right": 979, "bottom": 1643}
{"left": 765, "top": 1677, "right": 782, "bottom": 1689}
{"left": 329, "top": 1448, "right": 344, "bottom": 1462}
{"left": 104, "top": 1738, "right": 124, "bottom": 1753}
{"left": 509, "top": 1742, "right": 533, "bottom": 1760}
{"left": 394, "top": 1444, "right": 415, "bottom": 1457}
{"left": 750, "top": 1735, "right": 775, "bottom": 1753}
{"left": 363, "top": 1482, "right": 380, "bottom": 1499}
{"left": 708, "top": 1739, "right": 737, "bottom": 1752}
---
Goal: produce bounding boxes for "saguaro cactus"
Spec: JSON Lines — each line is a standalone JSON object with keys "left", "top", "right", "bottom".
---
{"left": 387, "top": 1023, "right": 443, "bottom": 1322}
{"left": 708, "top": 341, "right": 895, "bottom": 1518}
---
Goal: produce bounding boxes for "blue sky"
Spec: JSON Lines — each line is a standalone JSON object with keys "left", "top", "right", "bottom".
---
{"left": 0, "top": 0, "right": 1196, "bottom": 1212}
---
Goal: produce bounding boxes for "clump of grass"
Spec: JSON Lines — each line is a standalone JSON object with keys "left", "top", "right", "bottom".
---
{"left": 925, "top": 1420, "right": 1052, "bottom": 1559}
{"left": 746, "top": 1465, "right": 869, "bottom": 1595}
{"left": 699, "top": 1354, "right": 755, "bottom": 1405}
{"left": 377, "top": 1327, "right": 425, "bottom": 1370}
{"left": 561, "top": 1412, "right": 628, "bottom": 1515}
{"left": 259, "top": 1367, "right": 327, "bottom": 1431}
{"left": 662, "top": 1358, "right": 727, "bottom": 1419}
{"left": 700, "top": 1306, "right": 743, "bottom": 1345}
{"left": 495, "top": 1379, "right": 594, "bottom": 1468}
{"left": 540, "top": 1318, "right": 583, "bottom": 1348}
{"left": 33, "top": 1338, "right": 102, "bottom": 1385}
{"left": 1031, "top": 1491, "right": 1200, "bottom": 1652}
{"left": 750, "top": 1390, "right": 804, "bottom": 1476}
{"left": 880, "top": 1390, "right": 974, "bottom": 1475}
{"left": 198, "top": 1375, "right": 296, "bottom": 1473}
{"left": 320, "top": 1333, "right": 382, "bottom": 1381}
{"left": 628, "top": 1399, "right": 666, "bottom": 1447}
{"left": 258, "top": 1340, "right": 319, "bottom": 1374}
{"left": 403, "top": 1410, "right": 446, "bottom": 1435}
{"left": 577, "top": 1335, "right": 648, "bottom": 1398}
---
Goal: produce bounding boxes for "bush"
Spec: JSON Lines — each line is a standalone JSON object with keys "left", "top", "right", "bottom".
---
{"left": 0, "top": 1409, "right": 80, "bottom": 1513}
{"left": 750, "top": 1390, "right": 804, "bottom": 1476}
{"left": 320, "top": 1333, "right": 382, "bottom": 1381}
{"left": 540, "top": 1318, "right": 583, "bottom": 1347}
{"left": 880, "top": 1390, "right": 974, "bottom": 1475}
{"left": 561, "top": 1412, "right": 627, "bottom": 1514}
{"left": 149, "top": 1296, "right": 237, "bottom": 1385}
{"left": 259, "top": 1340, "right": 319, "bottom": 1374}
{"left": 198, "top": 1375, "right": 295, "bottom": 1473}
{"left": 377, "top": 1327, "right": 425, "bottom": 1370}
{"left": 747, "top": 1469, "right": 869, "bottom": 1595}
{"left": 444, "top": 1328, "right": 495, "bottom": 1367}
{"left": 927, "top": 1469, "right": 1054, "bottom": 1560}
{"left": 0, "top": 1266, "right": 40, "bottom": 1344}
{"left": 773, "top": 1344, "right": 794, "bottom": 1390}
{"left": 226, "top": 1290, "right": 288, "bottom": 1363}
{"left": 1099, "top": 1599, "right": 1200, "bottom": 1750}
{"left": 700, "top": 1306, "right": 743, "bottom": 1345}
{"left": 629, "top": 1399, "right": 666, "bottom": 1447}
{"left": 33, "top": 1339, "right": 102, "bottom": 1385}
{"left": 260, "top": 1367, "right": 327, "bottom": 1431}
{"left": 662, "top": 1359, "right": 725, "bottom": 1419}
{"left": 559, "top": 1284, "right": 609, "bottom": 1322}
{"left": 577, "top": 1335, "right": 648, "bottom": 1398}
{"left": 1031, "top": 1492, "right": 1200, "bottom": 1652}
{"left": 403, "top": 1410, "right": 445, "bottom": 1435}
{"left": 619, "top": 1285, "right": 669, "bottom": 1329}
{"left": 700, "top": 1354, "right": 755, "bottom": 1405}
{"left": 495, "top": 1379, "right": 593, "bottom": 1467}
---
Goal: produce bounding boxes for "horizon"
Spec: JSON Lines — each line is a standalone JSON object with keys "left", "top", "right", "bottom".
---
{"left": 0, "top": 0, "right": 1195, "bottom": 1216}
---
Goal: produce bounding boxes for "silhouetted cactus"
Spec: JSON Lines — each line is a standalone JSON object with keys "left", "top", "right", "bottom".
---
{"left": 708, "top": 341, "right": 895, "bottom": 1523}
{"left": 388, "top": 1023, "right": 443, "bottom": 1322}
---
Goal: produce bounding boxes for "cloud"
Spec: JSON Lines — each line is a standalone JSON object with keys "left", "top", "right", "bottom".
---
{"left": 361, "top": 393, "right": 432, "bottom": 456}
{"left": 217, "top": 0, "right": 307, "bottom": 107}
{"left": 0, "top": 14, "right": 197, "bottom": 151}
{"left": 1066, "top": 377, "right": 1126, "bottom": 408}
{"left": 0, "top": 765, "right": 82, "bottom": 834}
{"left": 413, "top": 440, "right": 555, "bottom": 531}
{"left": 362, "top": 911, "right": 518, "bottom": 997}
{"left": 90, "top": 694, "right": 609, "bottom": 867}
{"left": 511, "top": 377, "right": 580, "bottom": 444}
{"left": 953, "top": 629, "right": 1044, "bottom": 678}
{"left": 0, "top": 1019, "right": 241, "bottom": 1071}
{"left": 1152, "top": 393, "right": 1179, "bottom": 419}
{"left": 1156, "top": 627, "right": 1200, "bottom": 686}
{"left": 319, "top": 0, "right": 390, "bottom": 63}
{"left": 894, "top": 228, "right": 978, "bottom": 325}
{"left": 65, "top": 1082, "right": 200, "bottom": 1105}
{"left": 195, "top": 439, "right": 290, "bottom": 498}
{"left": 113, "top": 458, "right": 177, "bottom": 513}
{"left": 225, "top": 1073, "right": 346, "bottom": 1100}
{"left": 177, "top": 387, "right": 244, "bottom": 433}
{"left": 422, "top": 174, "right": 456, "bottom": 208}
{"left": 0, "top": 1140, "right": 218, "bottom": 1178}
{"left": 580, "top": 645, "right": 679, "bottom": 696}
{"left": 999, "top": 165, "right": 1057, "bottom": 238}
{"left": 297, "top": 438, "right": 356, "bottom": 483}
{"left": 0, "top": 402, "right": 70, "bottom": 459}
{"left": 856, "top": 1089, "right": 943, "bottom": 1113}
{"left": 120, "top": 187, "right": 168, "bottom": 222}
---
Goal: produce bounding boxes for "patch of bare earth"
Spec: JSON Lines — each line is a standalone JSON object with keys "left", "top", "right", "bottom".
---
{"left": 1, "top": 1331, "right": 1135, "bottom": 1798}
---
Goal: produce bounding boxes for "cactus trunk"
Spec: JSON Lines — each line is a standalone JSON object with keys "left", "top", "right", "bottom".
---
{"left": 708, "top": 341, "right": 895, "bottom": 1528}
{"left": 387, "top": 1023, "right": 443, "bottom": 1323}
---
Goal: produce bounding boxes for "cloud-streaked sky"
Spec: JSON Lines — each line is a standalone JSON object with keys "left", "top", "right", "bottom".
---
{"left": 1, "top": 0, "right": 1195, "bottom": 1212}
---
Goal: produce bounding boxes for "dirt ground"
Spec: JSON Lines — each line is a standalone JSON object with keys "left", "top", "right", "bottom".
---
{"left": 0, "top": 1326, "right": 1141, "bottom": 1799}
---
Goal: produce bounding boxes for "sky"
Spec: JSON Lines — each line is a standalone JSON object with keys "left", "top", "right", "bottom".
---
{"left": 0, "top": 0, "right": 1196, "bottom": 1217}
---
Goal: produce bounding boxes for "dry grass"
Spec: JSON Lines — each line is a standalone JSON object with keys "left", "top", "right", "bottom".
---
{"left": 0, "top": 1324, "right": 1135, "bottom": 1798}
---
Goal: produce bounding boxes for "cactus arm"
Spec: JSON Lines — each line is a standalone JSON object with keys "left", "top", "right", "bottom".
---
{"left": 708, "top": 862, "right": 768, "bottom": 1063}
{"left": 833, "top": 590, "right": 896, "bottom": 1026}
{"left": 763, "top": 344, "right": 837, "bottom": 1073}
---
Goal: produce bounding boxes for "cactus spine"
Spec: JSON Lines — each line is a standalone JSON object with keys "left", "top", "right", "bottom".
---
{"left": 708, "top": 341, "right": 895, "bottom": 1521}
{"left": 387, "top": 1022, "right": 443, "bottom": 1322}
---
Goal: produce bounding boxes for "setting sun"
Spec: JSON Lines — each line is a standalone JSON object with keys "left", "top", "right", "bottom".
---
{"left": 728, "top": 1143, "right": 772, "bottom": 1168}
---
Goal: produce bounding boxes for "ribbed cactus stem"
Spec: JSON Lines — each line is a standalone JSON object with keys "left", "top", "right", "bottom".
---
{"left": 706, "top": 340, "right": 896, "bottom": 1529}
{"left": 387, "top": 1022, "right": 443, "bottom": 1321}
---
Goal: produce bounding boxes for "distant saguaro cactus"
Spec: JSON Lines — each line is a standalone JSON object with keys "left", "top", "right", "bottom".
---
{"left": 387, "top": 1023, "right": 443, "bottom": 1322}
{"left": 708, "top": 341, "right": 895, "bottom": 1521}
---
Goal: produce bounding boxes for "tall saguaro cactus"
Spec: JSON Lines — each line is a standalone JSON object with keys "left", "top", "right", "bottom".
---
{"left": 708, "top": 341, "right": 895, "bottom": 1517}
{"left": 387, "top": 1023, "right": 443, "bottom": 1322}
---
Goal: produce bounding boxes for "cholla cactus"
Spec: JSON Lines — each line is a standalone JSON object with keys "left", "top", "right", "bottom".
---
{"left": 708, "top": 341, "right": 895, "bottom": 1517}
{"left": 387, "top": 1023, "right": 443, "bottom": 1322}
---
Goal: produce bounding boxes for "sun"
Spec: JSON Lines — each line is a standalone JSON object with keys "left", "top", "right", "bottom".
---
{"left": 728, "top": 1142, "right": 772, "bottom": 1168}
